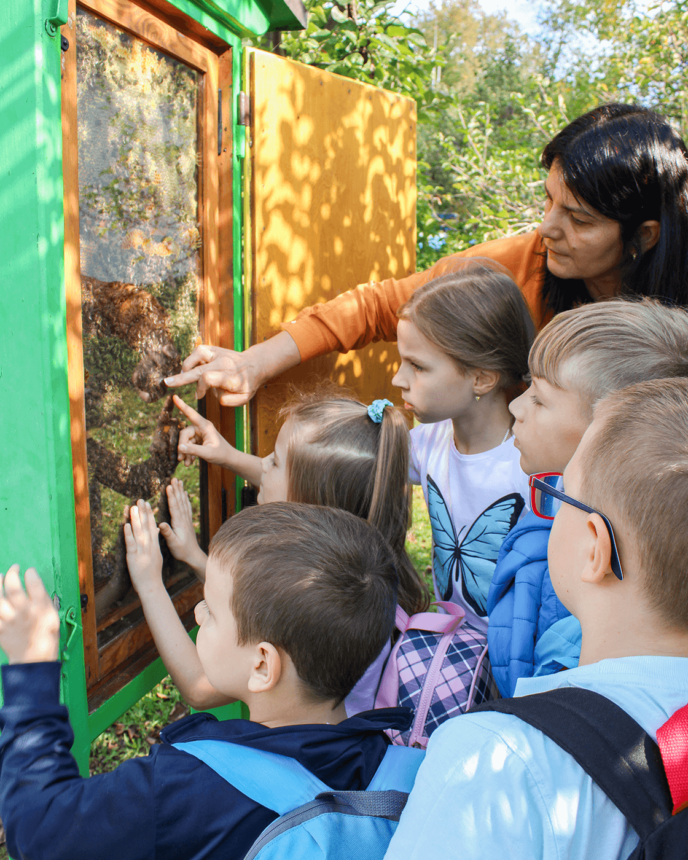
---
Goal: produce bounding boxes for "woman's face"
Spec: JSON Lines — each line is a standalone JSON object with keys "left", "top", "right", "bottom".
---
{"left": 537, "top": 161, "right": 624, "bottom": 297}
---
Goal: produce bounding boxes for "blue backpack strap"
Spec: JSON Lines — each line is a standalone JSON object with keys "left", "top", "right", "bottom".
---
{"left": 173, "top": 740, "right": 331, "bottom": 815}
{"left": 367, "top": 745, "right": 425, "bottom": 792}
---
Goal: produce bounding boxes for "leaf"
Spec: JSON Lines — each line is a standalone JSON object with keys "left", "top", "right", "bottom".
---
{"left": 386, "top": 24, "right": 410, "bottom": 37}
{"left": 331, "top": 5, "right": 349, "bottom": 22}
{"left": 168, "top": 701, "right": 190, "bottom": 722}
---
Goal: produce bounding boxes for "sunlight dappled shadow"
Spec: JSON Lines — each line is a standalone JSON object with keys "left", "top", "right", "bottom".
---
{"left": 248, "top": 50, "right": 416, "bottom": 454}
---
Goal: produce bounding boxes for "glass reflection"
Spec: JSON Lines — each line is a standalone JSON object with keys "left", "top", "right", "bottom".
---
{"left": 76, "top": 9, "right": 203, "bottom": 639}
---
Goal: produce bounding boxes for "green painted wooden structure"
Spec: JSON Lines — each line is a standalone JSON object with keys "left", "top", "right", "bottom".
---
{"left": 0, "top": 0, "right": 306, "bottom": 775}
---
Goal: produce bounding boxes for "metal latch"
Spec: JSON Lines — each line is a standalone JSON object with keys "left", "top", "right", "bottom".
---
{"left": 237, "top": 92, "right": 251, "bottom": 127}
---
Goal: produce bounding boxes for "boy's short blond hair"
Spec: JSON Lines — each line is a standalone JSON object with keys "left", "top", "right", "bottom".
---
{"left": 529, "top": 298, "right": 688, "bottom": 406}
{"left": 578, "top": 379, "right": 688, "bottom": 628}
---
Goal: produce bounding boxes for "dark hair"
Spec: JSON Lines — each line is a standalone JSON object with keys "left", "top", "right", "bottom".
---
{"left": 579, "top": 379, "right": 688, "bottom": 628}
{"left": 282, "top": 389, "right": 431, "bottom": 616}
{"left": 397, "top": 260, "right": 534, "bottom": 391}
{"left": 540, "top": 103, "right": 688, "bottom": 317}
{"left": 209, "top": 502, "right": 399, "bottom": 705}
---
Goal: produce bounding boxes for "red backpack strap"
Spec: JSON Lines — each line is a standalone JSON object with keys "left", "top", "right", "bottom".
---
{"left": 657, "top": 702, "right": 688, "bottom": 815}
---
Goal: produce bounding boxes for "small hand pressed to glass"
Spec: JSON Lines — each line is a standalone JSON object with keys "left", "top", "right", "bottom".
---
{"left": 529, "top": 472, "right": 624, "bottom": 581}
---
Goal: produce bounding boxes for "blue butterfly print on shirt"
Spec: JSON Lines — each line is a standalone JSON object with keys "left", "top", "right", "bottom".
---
{"left": 427, "top": 475, "right": 524, "bottom": 615}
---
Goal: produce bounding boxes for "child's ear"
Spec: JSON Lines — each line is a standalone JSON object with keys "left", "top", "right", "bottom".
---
{"left": 473, "top": 369, "right": 501, "bottom": 397}
{"left": 247, "top": 642, "right": 282, "bottom": 694}
{"left": 580, "top": 513, "right": 614, "bottom": 584}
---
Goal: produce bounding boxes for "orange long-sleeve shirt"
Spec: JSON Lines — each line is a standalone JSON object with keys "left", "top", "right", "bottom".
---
{"left": 282, "top": 232, "right": 547, "bottom": 362}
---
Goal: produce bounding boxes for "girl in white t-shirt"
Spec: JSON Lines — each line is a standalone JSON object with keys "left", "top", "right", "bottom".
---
{"left": 392, "top": 259, "right": 534, "bottom": 631}
{"left": 123, "top": 389, "right": 430, "bottom": 715}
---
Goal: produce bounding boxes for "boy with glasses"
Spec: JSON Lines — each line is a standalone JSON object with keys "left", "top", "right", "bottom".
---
{"left": 386, "top": 378, "right": 688, "bottom": 859}
{"left": 486, "top": 298, "right": 688, "bottom": 696}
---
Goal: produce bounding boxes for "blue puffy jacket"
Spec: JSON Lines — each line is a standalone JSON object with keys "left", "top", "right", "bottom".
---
{"left": 487, "top": 510, "right": 581, "bottom": 697}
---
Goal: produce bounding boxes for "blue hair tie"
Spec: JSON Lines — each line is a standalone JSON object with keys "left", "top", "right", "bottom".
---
{"left": 367, "top": 399, "right": 393, "bottom": 424}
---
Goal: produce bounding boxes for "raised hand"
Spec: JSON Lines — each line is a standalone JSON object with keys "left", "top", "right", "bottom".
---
{"left": 124, "top": 500, "right": 164, "bottom": 596}
{"left": 0, "top": 565, "right": 60, "bottom": 664}
{"left": 163, "top": 332, "right": 301, "bottom": 407}
{"left": 159, "top": 478, "right": 208, "bottom": 581}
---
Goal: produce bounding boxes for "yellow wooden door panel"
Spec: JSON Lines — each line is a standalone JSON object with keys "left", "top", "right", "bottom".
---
{"left": 247, "top": 48, "right": 416, "bottom": 456}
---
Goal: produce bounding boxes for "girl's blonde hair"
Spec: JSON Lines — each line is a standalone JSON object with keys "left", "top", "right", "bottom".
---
{"left": 280, "top": 388, "right": 430, "bottom": 616}
{"left": 397, "top": 259, "right": 534, "bottom": 392}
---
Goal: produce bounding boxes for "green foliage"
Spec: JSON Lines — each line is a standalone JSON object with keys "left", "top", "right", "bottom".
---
{"left": 540, "top": 0, "right": 688, "bottom": 135}
{"left": 256, "top": 0, "right": 688, "bottom": 269}
{"left": 249, "top": 0, "right": 448, "bottom": 118}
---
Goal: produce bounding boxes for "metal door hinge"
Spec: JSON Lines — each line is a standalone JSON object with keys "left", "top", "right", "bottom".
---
{"left": 238, "top": 92, "right": 251, "bottom": 127}
{"left": 45, "top": 0, "right": 69, "bottom": 37}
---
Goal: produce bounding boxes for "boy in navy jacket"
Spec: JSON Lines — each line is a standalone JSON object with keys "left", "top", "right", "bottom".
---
{"left": 0, "top": 503, "right": 407, "bottom": 860}
{"left": 487, "top": 298, "right": 688, "bottom": 695}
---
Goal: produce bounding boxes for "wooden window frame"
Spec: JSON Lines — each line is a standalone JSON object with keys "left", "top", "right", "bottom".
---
{"left": 62, "top": 0, "right": 233, "bottom": 709}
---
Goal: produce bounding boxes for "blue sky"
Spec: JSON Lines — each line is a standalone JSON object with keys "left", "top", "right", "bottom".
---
{"left": 388, "top": 0, "right": 545, "bottom": 33}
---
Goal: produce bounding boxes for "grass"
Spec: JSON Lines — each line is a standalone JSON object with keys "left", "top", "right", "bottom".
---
{"left": 406, "top": 483, "right": 434, "bottom": 593}
{"left": 0, "top": 489, "right": 434, "bottom": 859}
{"left": 89, "top": 675, "right": 189, "bottom": 775}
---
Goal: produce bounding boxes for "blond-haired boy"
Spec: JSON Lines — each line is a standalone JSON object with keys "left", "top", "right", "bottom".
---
{"left": 487, "top": 298, "right": 688, "bottom": 696}
{"left": 386, "top": 377, "right": 688, "bottom": 859}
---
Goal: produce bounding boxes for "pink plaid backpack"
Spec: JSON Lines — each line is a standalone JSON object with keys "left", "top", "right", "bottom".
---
{"left": 375, "top": 601, "right": 499, "bottom": 749}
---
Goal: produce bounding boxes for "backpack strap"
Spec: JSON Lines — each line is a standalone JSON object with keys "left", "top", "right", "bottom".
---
{"left": 657, "top": 702, "right": 688, "bottom": 815}
{"left": 173, "top": 740, "right": 331, "bottom": 815}
{"left": 471, "top": 686, "right": 673, "bottom": 840}
{"left": 367, "top": 745, "right": 425, "bottom": 792}
{"left": 377, "top": 603, "right": 465, "bottom": 708}
{"left": 173, "top": 740, "right": 425, "bottom": 815}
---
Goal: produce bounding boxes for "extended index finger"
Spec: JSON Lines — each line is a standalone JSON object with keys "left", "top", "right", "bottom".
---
{"left": 164, "top": 365, "right": 204, "bottom": 389}
{"left": 172, "top": 395, "right": 208, "bottom": 427}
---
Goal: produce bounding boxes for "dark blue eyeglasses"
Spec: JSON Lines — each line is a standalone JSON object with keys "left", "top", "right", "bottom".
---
{"left": 529, "top": 473, "right": 624, "bottom": 581}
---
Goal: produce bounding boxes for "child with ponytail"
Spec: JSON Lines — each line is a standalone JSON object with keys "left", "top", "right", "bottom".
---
{"left": 124, "top": 388, "right": 429, "bottom": 715}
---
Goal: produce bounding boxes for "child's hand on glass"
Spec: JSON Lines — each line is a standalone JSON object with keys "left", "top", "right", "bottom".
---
{"left": 174, "top": 394, "right": 233, "bottom": 467}
{"left": 159, "top": 478, "right": 208, "bottom": 581}
{"left": 124, "top": 500, "right": 164, "bottom": 596}
{"left": 0, "top": 565, "right": 60, "bottom": 664}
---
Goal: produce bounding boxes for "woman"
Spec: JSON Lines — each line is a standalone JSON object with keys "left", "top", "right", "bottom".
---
{"left": 166, "top": 104, "right": 688, "bottom": 405}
